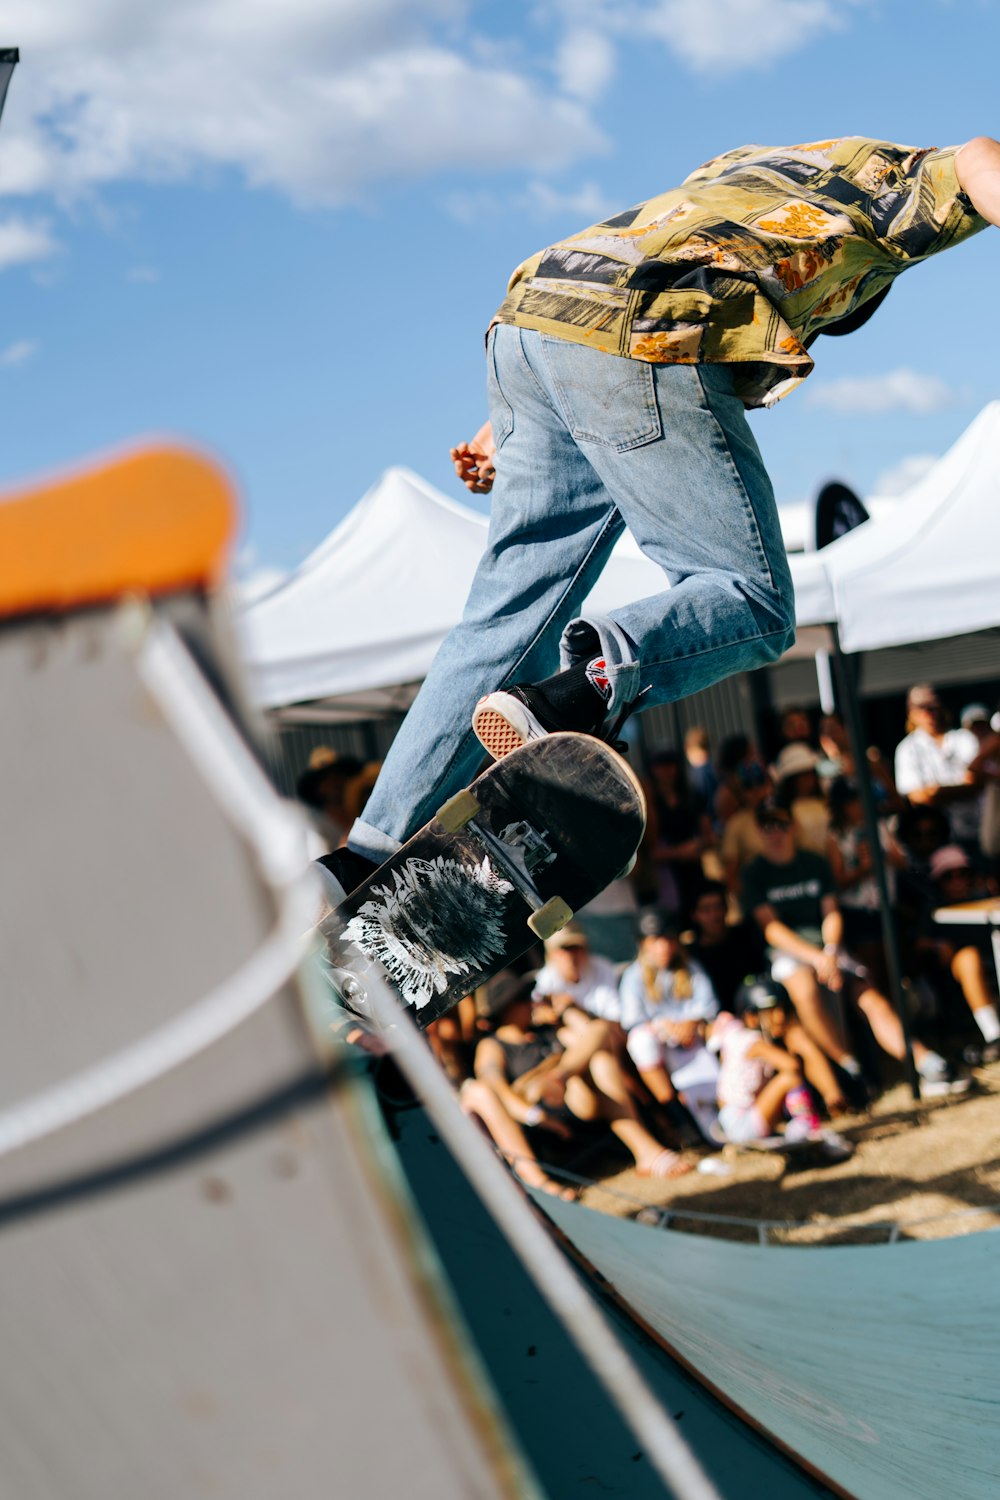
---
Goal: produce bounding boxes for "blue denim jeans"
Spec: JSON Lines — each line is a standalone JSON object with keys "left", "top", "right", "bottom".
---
{"left": 350, "top": 325, "right": 794, "bottom": 861}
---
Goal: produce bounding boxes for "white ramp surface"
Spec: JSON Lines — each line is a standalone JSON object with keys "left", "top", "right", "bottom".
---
{"left": 540, "top": 1198, "right": 1000, "bottom": 1500}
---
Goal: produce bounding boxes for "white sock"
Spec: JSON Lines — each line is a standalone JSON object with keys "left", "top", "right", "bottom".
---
{"left": 974, "top": 1006, "right": 1000, "bottom": 1044}
{"left": 840, "top": 1056, "right": 862, "bottom": 1077}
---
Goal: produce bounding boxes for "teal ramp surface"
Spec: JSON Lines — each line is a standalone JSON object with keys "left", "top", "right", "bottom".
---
{"left": 540, "top": 1197, "right": 1000, "bottom": 1500}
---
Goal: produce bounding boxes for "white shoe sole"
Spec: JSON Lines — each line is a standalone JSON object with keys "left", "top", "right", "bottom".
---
{"left": 472, "top": 692, "right": 549, "bottom": 760}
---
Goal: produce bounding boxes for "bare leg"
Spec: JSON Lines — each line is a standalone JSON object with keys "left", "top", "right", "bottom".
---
{"left": 952, "top": 946, "right": 1000, "bottom": 1036}
{"left": 854, "top": 984, "right": 931, "bottom": 1066}
{"left": 460, "top": 1081, "right": 576, "bottom": 1199}
{"left": 637, "top": 1064, "right": 676, "bottom": 1105}
{"left": 783, "top": 968, "right": 850, "bottom": 1062}
{"left": 570, "top": 1049, "right": 692, "bottom": 1176}
{"left": 754, "top": 1065, "right": 804, "bottom": 1133}
{"left": 785, "top": 1021, "right": 848, "bottom": 1114}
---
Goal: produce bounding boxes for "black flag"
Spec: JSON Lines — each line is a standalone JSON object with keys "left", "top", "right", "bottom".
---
{"left": 0, "top": 50, "right": 18, "bottom": 129}
{"left": 814, "top": 480, "right": 869, "bottom": 550}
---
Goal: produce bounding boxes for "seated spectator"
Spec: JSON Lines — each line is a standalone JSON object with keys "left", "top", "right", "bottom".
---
{"left": 718, "top": 761, "right": 772, "bottom": 908}
{"left": 894, "top": 684, "right": 981, "bottom": 851}
{"left": 297, "top": 747, "right": 364, "bottom": 851}
{"left": 742, "top": 802, "right": 968, "bottom": 1097}
{"left": 643, "top": 749, "right": 715, "bottom": 922}
{"left": 709, "top": 979, "right": 851, "bottom": 1159}
{"left": 816, "top": 712, "right": 901, "bottom": 812}
{"left": 714, "top": 733, "right": 765, "bottom": 826}
{"left": 618, "top": 910, "right": 721, "bottom": 1140}
{"left": 825, "top": 777, "right": 906, "bottom": 988}
{"left": 777, "top": 705, "right": 817, "bottom": 754}
{"left": 686, "top": 880, "right": 767, "bottom": 1011}
{"left": 927, "top": 845, "right": 1000, "bottom": 1057}
{"left": 772, "top": 743, "right": 830, "bottom": 855}
{"left": 684, "top": 725, "right": 719, "bottom": 820}
{"left": 532, "top": 922, "right": 623, "bottom": 1024}
{"left": 474, "top": 971, "right": 693, "bottom": 1180}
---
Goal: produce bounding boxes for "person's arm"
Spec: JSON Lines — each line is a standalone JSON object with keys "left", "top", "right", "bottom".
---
{"left": 450, "top": 420, "right": 496, "bottom": 493}
{"left": 956, "top": 137, "right": 1000, "bottom": 227}
{"left": 754, "top": 901, "right": 826, "bottom": 967}
{"left": 474, "top": 1037, "right": 542, "bottom": 1124}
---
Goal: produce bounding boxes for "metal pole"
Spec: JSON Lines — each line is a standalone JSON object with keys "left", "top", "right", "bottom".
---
{"left": 829, "top": 624, "right": 920, "bottom": 1101}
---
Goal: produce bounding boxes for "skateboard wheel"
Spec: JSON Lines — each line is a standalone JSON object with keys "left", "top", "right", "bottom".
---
{"left": 614, "top": 852, "right": 638, "bottom": 881}
{"left": 528, "top": 897, "right": 574, "bottom": 941}
{"left": 436, "top": 789, "right": 480, "bottom": 832}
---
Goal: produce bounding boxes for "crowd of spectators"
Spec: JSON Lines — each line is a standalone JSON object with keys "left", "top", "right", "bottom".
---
{"left": 307, "top": 683, "right": 1000, "bottom": 1198}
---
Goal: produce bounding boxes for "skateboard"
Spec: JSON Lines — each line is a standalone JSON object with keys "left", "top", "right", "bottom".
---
{"left": 319, "top": 732, "right": 646, "bottom": 1029}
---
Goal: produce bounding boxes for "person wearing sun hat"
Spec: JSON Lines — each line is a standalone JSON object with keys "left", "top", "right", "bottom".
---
{"left": 773, "top": 741, "right": 830, "bottom": 855}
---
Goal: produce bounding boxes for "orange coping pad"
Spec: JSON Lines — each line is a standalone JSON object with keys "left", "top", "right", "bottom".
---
{"left": 0, "top": 444, "right": 238, "bottom": 619}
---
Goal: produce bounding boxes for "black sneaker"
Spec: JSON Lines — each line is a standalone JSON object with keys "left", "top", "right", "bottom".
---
{"left": 473, "top": 667, "right": 632, "bottom": 759}
{"left": 315, "top": 848, "right": 379, "bottom": 904}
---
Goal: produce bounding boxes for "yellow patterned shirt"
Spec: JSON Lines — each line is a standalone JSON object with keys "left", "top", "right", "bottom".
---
{"left": 492, "top": 138, "right": 987, "bottom": 406}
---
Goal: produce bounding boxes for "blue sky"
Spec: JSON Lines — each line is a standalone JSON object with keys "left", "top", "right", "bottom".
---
{"left": 0, "top": 0, "right": 997, "bottom": 586}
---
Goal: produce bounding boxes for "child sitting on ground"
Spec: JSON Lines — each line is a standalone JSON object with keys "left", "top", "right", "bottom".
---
{"left": 709, "top": 977, "right": 852, "bottom": 1159}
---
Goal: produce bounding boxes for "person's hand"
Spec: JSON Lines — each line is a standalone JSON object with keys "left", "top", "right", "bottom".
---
{"left": 815, "top": 949, "right": 842, "bottom": 991}
{"left": 450, "top": 420, "right": 496, "bottom": 493}
{"left": 539, "top": 1073, "right": 568, "bottom": 1111}
{"left": 670, "top": 1021, "right": 700, "bottom": 1050}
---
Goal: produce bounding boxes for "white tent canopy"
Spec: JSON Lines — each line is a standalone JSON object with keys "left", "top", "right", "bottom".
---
{"left": 240, "top": 466, "right": 676, "bottom": 713}
{"left": 792, "top": 401, "right": 1000, "bottom": 650}
{"left": 239, "top": 403, "right": 1000, "bottom": 713}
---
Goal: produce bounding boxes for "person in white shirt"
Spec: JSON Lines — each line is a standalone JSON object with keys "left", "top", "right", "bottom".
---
{"left": 531, "top": 923, "right": 622, "bottom": 1024}
{"left": 894, "top": 684, "right": 980, "bottom": 847}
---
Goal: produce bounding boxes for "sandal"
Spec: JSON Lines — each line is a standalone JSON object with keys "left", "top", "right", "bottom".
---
{"left": 636, "top": 1149, "right": 693, "bottom": 1180}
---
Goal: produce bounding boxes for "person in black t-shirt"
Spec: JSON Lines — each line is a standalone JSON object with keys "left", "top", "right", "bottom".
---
{"left": 685, "top": 880, "right": 765, "bottom": 1012}
{"left": 742, "top": 803, "right": 966, "bottom": 1096}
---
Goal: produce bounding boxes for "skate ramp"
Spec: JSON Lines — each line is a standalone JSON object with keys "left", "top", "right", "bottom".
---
{"left": 538, "top": 1195, "right": 1000, "bottom": 1500}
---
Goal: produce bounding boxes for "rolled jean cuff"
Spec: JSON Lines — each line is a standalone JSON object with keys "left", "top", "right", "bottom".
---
{"left": 560, "top": 612, "right": 640, "bottom": 713}
{"left": 348, "top": 817, "right": 403, "bottom": 865}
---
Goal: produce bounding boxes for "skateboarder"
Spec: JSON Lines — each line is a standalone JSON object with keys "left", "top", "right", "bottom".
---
{"left": 324, "top": 135, "right": 1000, "bottom": 900}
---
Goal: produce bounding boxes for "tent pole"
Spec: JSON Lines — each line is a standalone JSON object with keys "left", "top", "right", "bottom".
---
{"left": 829, "top": 625, "right": 920, "bottom": 1102}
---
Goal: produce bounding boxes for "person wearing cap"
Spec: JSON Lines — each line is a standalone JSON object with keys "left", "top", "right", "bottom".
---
{"left": 742, "top": 801, "right": 969, "bottom": 1096}
{"left": 894, "top": 685, "right": 981, "bottom": 849}
{"left": 708, "top": 980, "right": 851, "bottom": 1158}
{"left": 473, "top": 968, "right": 693, "bottom": 1180}
{"left": 531, "top": 922, "right": 623, "bottom": 1025}
{"left": 772, "top": 742, "right": 830, "bottom": 856}
{"left": 926, "top": 847, "right": 1000, "bottom": 1058}
{"left": 618, "top": 909, "right": 721, "bottom": 1140}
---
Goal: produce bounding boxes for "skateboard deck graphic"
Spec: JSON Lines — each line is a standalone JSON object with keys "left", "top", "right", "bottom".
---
{"left": 319, "top": 733, "right": 645, "bottom": 1028}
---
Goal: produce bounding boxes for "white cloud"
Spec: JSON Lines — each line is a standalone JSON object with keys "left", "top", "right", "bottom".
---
{"left": 555, "top": 28, "right": 616, "bottom": 100}
{"left": 641, "top": 0, "right": 847, "bottom": 73}
{"left": 0, "top": 1, "right": 605, "bottom": 207}
{"left": 872, "top": 452, "right": 938, "bottom": 497}
{"left": 0, "top": 216, "right": 60, "bottom": 270}
{"left": 446, "top": 177, "right": 613, "bottom": 227}
{"left": 126, "top": 265, "right": 160, "bottom": 282}
{"left": 0, "top": 338, "right": 39, "bottom": 366}
{"left": 806, "top": 368, "right": 958, "bottom": 416}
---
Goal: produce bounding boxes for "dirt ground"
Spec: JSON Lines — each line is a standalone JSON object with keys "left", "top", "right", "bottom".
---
{"left": 579, "top": 1059, "right": 1000, "bottom": 1245}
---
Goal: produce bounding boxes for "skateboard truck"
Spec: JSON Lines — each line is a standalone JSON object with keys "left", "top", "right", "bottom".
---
{"left": 436, "top": 790, "right": 573, "bottom": 941}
